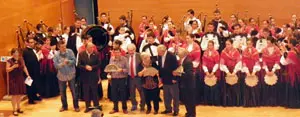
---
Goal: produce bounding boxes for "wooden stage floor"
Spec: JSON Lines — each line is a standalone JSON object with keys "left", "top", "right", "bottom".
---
{"left": 1, "top": 80, "right": 300, "bottom": 117}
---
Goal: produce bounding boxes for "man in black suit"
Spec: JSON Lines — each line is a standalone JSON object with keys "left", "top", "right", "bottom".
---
{"left": 175, "top": 48, "right": 196, "bottom": 117}
{"left": 157, "top": 45, "right": 179, "bottom": 116}
{"left": 78, "top": 42, "right": 101, "bottom": 113}
{"left": 126, "top": 44, "right": 145, "bottom": 111}
{"left": 22, "top": 38, "right": 42, "bottom": 104}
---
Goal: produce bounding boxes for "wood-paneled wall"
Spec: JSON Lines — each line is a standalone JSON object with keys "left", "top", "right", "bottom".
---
{"left": 0, "top": 0, "right": 75, "bottom": 56}
{"left": 98, "top": 0, "right": 299, "bottom": 35}
{"left": 0, "top": 63, "right": 7, "bottom": 100}
{"left": 0, "top": 0, "right": 75, "bottom": 99}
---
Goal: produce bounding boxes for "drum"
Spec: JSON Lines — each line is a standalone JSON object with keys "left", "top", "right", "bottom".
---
{"left": 82, "top": 25, "right": 110, "bottom": 79}
{"left": 82, "top": 25, "right": 109, "bottom": 51}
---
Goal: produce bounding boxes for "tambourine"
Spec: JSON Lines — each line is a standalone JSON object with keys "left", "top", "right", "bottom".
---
{"left": 204, "top": 75, "right": 217, "bottom": 87}
{"left": 264, "top": 73, "right": 278, "bottom": 86}
{"left": 104, "top": 64, "right": 121, "bottom": 72}
{"left": 225, "top": 73, "right": 238, "bottom": 85}
{"left": 245, "top": 74, "right": 259, "bottom": 87}
{"left": 143, "top": 67, "right": 159, "bottom": 77}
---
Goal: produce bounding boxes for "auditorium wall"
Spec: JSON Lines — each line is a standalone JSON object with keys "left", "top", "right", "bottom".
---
{"left": 0, "top": 0, "right": 75, "bottom": 99}
{"left": 98, "top": 0, "right": 299, "bottom": 36}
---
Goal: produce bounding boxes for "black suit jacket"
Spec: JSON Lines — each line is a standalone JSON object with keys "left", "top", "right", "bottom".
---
{"left": 126, "top": 53, "right": 143, "bottom": 77}
{"left": 22, "top": 47, "right": 40, "bottom": 79}
{"left": 66, "top": 34, "right": 78, "bottom": 56}
{"left": 158, "top": 52, "right": 178, "bottom": 85}
{"left": 180, "top": 57, "right": 195, "bottom": 89}
{"left": 78, "top": 51, "right": 101, "bottom": 84}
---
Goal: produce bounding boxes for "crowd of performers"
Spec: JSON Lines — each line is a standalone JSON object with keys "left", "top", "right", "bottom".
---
{"left": 7, "top": 8, "right": 300, "bottom": 117}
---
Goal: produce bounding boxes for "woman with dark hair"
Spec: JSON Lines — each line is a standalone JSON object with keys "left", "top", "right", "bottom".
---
{"left": 137, "top": 16, "right": 149, "bottom": 49}
{"left": 245, "top": 18, "right": 260, "bottom": 35}
{"left": 162, "top": 15, "right": 172, "bottom": 32}
{"left": 281, "top": 39, "right": 300, "bottom": 108}
{"left": 220, "top": 39, "right": 243, "bottom": 106}
{"left": 228, "top": 14, "right": 238, "bottom": 33}
{"left": 62, "top": 26, "right": 70, "bottom": 43}
{"left": 202, "top": 40, "right": 221, "bottom": 106}
{"left": 238, "top": 19, "right": 247, "bottom": 34}
{"left": 6, "top": 48, "right": 31, "bottom": 116}
{"left": 188, "top": 20, "right": 201, "bottom": 36}
{"left": 261, "top": 36, "right": 281, "bottom": 106}
{"left": 242, "top": 39, "right": 261, "bottom": 107}
{"left": 40, "top": 37, "right": 59, "bottom": 98}
{"left": 161, "top": 21, "right": 176, "bottom": 48}
{"left": 259, "top": 20, "right": 275, "bottom": 38}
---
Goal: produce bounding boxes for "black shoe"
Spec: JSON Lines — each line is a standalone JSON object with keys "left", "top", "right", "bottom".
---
{"left": 13, "top": 111, "right": 18, "bottom": 116}
{"left": 154, "top": 111, "right": 158, "bottom": 115}
{"left": 131, "top": 106, "right": 137, "bottom": 111}
{"left": 173, "top": 112, "right": 179, "bottom": 116}
{"left": 123, "top": 110, "right": 128, "bottom": 114}
{"left": 74, "top": 108, "right": 80, "bottom": 112}
{"left": 109, "top": 110, "right": 118, "bottom": 114}
{"left": 95, "top": 105, "right": 102, "bottom": 111}
{"left": 28, "top": 100, "right": 36, "bottom": 104}
{"left": 17, "top": 109, "right": 23, "bottom": 113}
{"left": 146, "top": 110, "right": 151, "bottom": 114}
{"left": 59, "top": 108, "right": 68, "bottom": 112}
{"left": 84, "top": 108, "right": 92, "bottom": 113}
{"left": 34, "top": 96, "right": 42, "bottom": 101}
{"left": 161, "top": 110, "right": 172, "bottom": 114}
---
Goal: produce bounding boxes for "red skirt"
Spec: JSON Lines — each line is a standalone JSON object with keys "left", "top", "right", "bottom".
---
{"left": 9, "top": 74, "right": 26, "bottom": 95}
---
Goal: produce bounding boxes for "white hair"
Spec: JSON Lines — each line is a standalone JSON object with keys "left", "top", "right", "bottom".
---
{"left": 127, "top": 43, "right": 136, "bottom": 51}
{"left": 140, "top": 52, "right": 151, "bottom": 59}
{"left": 157, "top": 44, "right": 167, "bottom": 52}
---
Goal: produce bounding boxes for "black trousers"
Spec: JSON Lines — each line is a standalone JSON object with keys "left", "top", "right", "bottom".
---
{"left": 75, "top": 67, "right": 84, "bottom": 100}
{"left": 181, "top": 88, "right": 196, "bottom": 117}
{"left": 111, "top": 78, "right": 128, "bottom": 111}
{"left": 144, "top": 88, "right": 159, "bottom": 111}
{"left": 82, "top": 80, "right": 99, "bottom": 108}
{"left": 26, "top": 78, "right": 39, "bottom": 102}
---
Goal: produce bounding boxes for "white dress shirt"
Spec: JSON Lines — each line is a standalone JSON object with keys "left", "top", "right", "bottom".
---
{"left": 161, "top": 51, "right": 167, "bottom": 68}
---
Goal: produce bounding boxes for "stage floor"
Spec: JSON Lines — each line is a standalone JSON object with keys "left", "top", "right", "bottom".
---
{"left": 1, "top": 80, "right": 300, "bottom": 117}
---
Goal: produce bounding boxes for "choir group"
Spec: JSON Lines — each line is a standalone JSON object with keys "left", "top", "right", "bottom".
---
{"left": 6, "top": 8, "right": 300, "bottom": 117}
